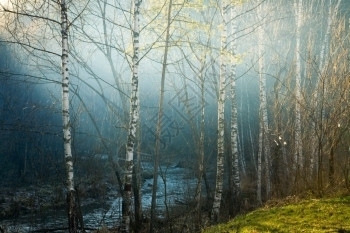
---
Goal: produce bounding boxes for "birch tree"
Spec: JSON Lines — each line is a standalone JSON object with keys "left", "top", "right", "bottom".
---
{"left": 294, "top": 0, "right": 303, "bottom": 176}
{"left": 229, "top": 2, "right": 240, "bottom": 215}
{"left": 256, "top": 0, "right": 271, "bottom": 203}
{"left": 60, "top": 1, "right": 80, "bottom": 231}
{"left": 256, "top": 1, "right": 263, "bottom": 205}
{"left": 196, "top": 55, "right": 207, "bottom": 224}
{"left": 211, "top": 0, "right": 228, "bottom": 222}
{"left": 0, "top": 1, "right": 85, "bottom": 231}
{"left": 121, "top": 0, "right": 141, "bottom": 232}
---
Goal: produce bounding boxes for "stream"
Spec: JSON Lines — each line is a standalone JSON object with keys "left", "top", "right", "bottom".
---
{"left": 0, "top": 164, "right": 197, "bottom": 232}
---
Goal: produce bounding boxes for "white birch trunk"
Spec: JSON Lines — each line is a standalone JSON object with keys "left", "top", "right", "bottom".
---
{"left": 294, "top": 0, "right": 303, "bottom": 173}
{"left": 318, "top": 0, "right": 332, "bottom": 74}
{"left": 257, "top": 2, "right": 271, "bottom": 199}
{"left": 211, "top": 0, "right": 228, "bottom": 222}
{"left": 61, "top": 0, "right": 73, "bottom": 195}
{"left": 60, "top": 1, "right": 78, "bottom": 232}
{"left": 238, "top": 136, "right": 247, "bottom": 176}
{"left": 121, "top": 0, "right": 141, "bottom": 232}
{"left": 195, "top": 56, "right": 206, "bottom": 225}
{"left": 239, "top": 87, "right": 247, "bottom": 176}
{"left": 230, "top": 3, "right": 240, "bottom": 212}
{"left": 257, "top": 117, "right": 263, "bottom": 204}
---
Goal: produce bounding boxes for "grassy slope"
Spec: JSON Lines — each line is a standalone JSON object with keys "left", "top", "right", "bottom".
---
{"left": 203, "top": 196, "right": 350, "bottom": 233}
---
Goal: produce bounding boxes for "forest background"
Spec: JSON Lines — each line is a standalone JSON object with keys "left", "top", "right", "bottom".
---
{"left": 0, "top": 0, "right": 350, "bottom": 232}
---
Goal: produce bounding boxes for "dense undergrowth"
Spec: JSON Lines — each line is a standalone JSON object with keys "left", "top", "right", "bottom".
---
{"left": 202, "top": 195, "right": 350, "bottom": 233}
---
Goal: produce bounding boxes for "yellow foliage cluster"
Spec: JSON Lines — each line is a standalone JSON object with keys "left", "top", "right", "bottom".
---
{"left": 138, "top": 0, "right": 245, "bottom": 63}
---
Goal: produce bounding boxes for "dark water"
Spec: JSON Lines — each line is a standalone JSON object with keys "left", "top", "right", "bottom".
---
{"left": 0, "top": 164, "right": 196, "bottom": 232}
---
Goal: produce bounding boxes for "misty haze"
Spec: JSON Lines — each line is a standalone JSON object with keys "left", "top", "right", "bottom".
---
{"left": 0, "top": 0, "right": 350, "bottom": 232}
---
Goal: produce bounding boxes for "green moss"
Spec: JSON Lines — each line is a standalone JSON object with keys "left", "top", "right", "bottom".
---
{"left": 202, "top": 196, "right": 350, "bottom": 233}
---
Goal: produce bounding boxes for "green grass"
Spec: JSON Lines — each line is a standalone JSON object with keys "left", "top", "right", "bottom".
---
{"left": 202, "top": 196, "right": 350, "bottom": 233}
